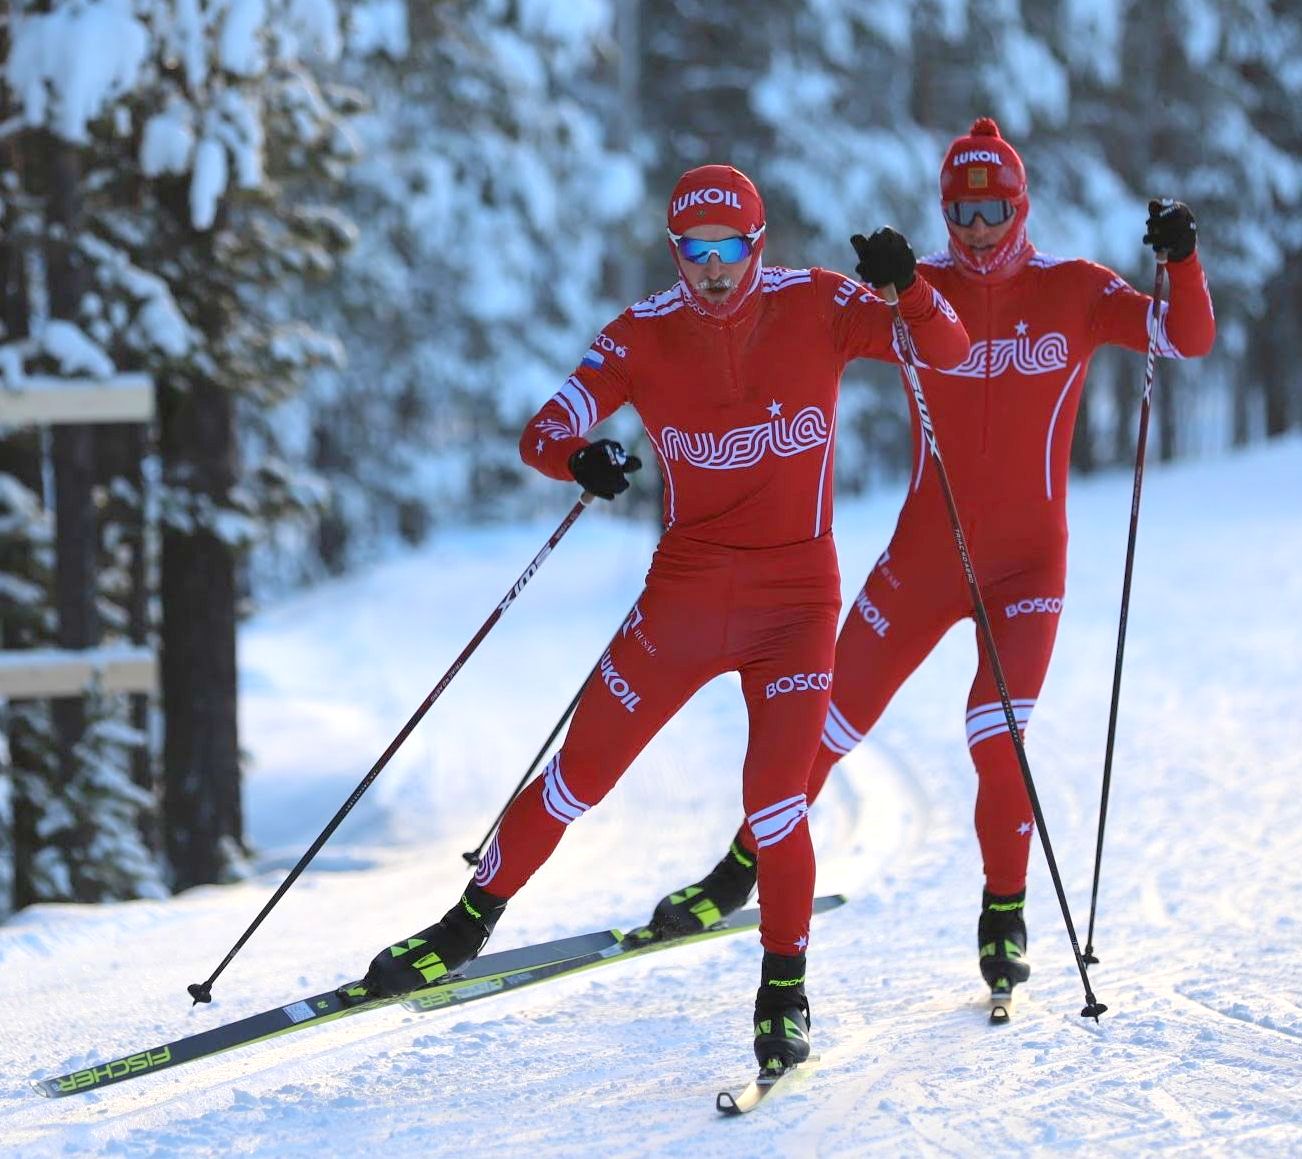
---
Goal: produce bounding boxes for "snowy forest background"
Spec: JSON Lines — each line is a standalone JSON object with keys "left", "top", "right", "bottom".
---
{"left": 0, "top": 0, "right": 1298, "bottom": 918}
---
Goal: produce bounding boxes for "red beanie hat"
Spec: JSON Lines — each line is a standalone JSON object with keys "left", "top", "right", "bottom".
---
{"left": 667, "top": 164, "right": 765, "bottom": 237}
{"left": 940, "top": 116, "right": 1028, "bottom": 203}
{"left": 666, "top": 164, "right": 766, "bottom": 321}
{"left": 940, "top": 117, "right": 1032, "bottom": 280}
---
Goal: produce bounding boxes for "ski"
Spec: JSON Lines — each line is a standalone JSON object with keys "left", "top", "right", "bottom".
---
{"left": 717, "top": 1061, "right": 803, "bottom": 1115}
{"left": 401, "top": 893, "right": 848, "bottom": 1014}
{"left": 30, "top": 926, "right": 617, "bottom": 1099}
{"left": 34, "top": 894, "right": 847, "bottom": 1098}
{"left": 988, "top": 982, "right": 1017, "bottom": 1024}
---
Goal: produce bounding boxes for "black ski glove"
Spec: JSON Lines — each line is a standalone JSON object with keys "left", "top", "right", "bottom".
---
{"left": 850, "top": 227, "right": 916, "bottom": 292}
{"left": 568, "top": 439, "right": 642, "bottom": 500}
{"left": 1143, "top": 199, "right": 1197, "bottom": 262}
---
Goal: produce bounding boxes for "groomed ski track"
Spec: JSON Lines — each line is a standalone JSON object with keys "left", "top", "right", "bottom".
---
{"left": 0, "top": 439, "right": 1298, "bottom": 1155}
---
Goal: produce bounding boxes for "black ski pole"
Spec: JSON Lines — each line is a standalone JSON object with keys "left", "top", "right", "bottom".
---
{"left": 885, "top": 288, "right": 1106, "bottom": 1021}
{"left": 460, "top": 598, "right": 642, "bottom": 867}
{"left": 187, "top": 491, "right": 597, "bottom": 1005}
{"left": 1083, "top": 255, "right": 1168, "bottom": 965}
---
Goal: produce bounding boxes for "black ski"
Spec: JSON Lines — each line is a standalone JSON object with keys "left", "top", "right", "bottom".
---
{"left": 31, "top": 926, "right": 617, "bottom": 1098}
{"left": 34, "top": 895, "right": 846, "bottom": 1098}
{"left": 401, "top": 893, "right": 847, "bottom": 1013}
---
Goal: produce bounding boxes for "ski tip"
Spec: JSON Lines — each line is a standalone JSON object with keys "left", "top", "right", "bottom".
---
{"left": 30, "top": 1079, "right": 55, "bottom": 1098}
{"left": 716, "top": 1061, "right": 797, "bottom": 1114}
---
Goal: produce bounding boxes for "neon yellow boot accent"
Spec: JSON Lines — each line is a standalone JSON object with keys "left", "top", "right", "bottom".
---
{"left": 388, "top": 937, "right": 427, "bottom": 958}
{"left": 729, "top": 841, "right": 756, "bottom": 870}
{"left": 412, "top": 952, "right": 449, "bottom": 983}
{"left": 688, "top": 898, "right": 723, "bottom": 928}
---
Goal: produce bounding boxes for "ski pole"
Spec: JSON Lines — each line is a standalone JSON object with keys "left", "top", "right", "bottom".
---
{"left": 461, "top": 598, "right": 642, "bottom": 867}
{"left": 1083, "top": 255, "right": 1168, "bottom": 965}
{"left": 187, "top": 492, "right": 598, "bottom": 1005}
{"left": 885, "top": 287, "right": 1106, "bottom": 1021}
{"left": 461, "top": 677, "right": 584, "bottom": 866}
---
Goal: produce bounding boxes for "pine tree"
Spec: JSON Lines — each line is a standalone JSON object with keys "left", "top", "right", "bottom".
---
{"left": 3, "top": 0, "right": 360, "bottom": 893}
{"left": 289, "top": 1, "right": 646, "bottom": 578}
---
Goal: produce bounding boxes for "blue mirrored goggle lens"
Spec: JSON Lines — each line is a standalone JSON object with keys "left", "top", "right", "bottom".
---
{"left": 944, "top": 199, "right": 1014, "bottom": 227}
{"left": 675, "top": 234, "right": 753, "bottom": 264}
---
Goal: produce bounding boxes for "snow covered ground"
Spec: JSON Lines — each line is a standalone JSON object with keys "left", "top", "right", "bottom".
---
{"left": 1, "top": 436, "right": 1299, "bottom": 1156}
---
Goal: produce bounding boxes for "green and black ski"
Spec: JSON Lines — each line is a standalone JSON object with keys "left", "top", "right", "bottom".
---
{"left": 401, "top": 894, "right": 846, "bottom": 1013}
{"left": 34, "top": 895, "right": 846, "bottom": 1098}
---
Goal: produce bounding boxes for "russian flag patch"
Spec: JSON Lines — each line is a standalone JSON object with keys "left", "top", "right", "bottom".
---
{"left": 581, "top": 349, "right": 604, "bottom": 369}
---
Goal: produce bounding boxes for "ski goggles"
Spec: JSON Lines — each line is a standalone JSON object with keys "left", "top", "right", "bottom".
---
{"left": 943, "top": 199, "right": 1015, "bottom": 227}
{"left": 667, "top": 225, "right": 765, "bottom": 265}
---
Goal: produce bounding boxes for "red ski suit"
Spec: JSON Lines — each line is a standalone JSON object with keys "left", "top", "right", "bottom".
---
{"left": 765, "top": 248, "right": 1215, "bottom": 894}
{"left": 477, "top": 268, "right": 969, "bottom": 955}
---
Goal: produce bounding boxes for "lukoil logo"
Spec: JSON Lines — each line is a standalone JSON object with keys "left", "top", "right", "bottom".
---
{"left": 1005, "top": 596, "right": 1063, "bottom": 619}
{"left": 599, "top": 650, "right": 641, "bottom": 712}
{"left": 672, "top": 188, "right": 743, "bottom": 215}
{"left": 854, "top": 590, "right": 891, "bottom": 637}
{"left": 765, "top": 671, "right": 832, "bottom": 700}
{"left": 953, "top": 149, "right": 1003, "bottom": 166}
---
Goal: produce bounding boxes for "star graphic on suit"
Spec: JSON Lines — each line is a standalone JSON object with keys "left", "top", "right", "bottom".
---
{"left": 535, "top": 439, "right": 544, "bottom": 455}
{"left": 767, "top": 399, "right": 783, "bottom": 417}
{"left": 1018, "top": 821, "right": 1033, "bottom": 835}
{"left": 796, "top": 934, "right": 808, "bottom": 950}
{"left": 1015, "top": 320, "right": 1029, "bottom": 336}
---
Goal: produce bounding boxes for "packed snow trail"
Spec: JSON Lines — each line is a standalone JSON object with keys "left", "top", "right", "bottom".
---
{"left": 0, "top": 439, "right": 1298, "bottom": 1155}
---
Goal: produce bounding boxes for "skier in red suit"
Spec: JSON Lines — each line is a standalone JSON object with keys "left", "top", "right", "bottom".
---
{"left": 648, "top": 119, "right": 1216, "bottom": 999}
{"left": 359, "top": 163, "right": 970, "bottom": 1068}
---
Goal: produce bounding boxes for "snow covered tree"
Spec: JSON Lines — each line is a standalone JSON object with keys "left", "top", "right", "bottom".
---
{"left": 3, "top": 0, "right": 360, "bottom": 894}
{"left": 0, "top": 4, "right": 165, "bottom": 909}
{"left": 279, "top": 0, "right": 645, "bottom": 579}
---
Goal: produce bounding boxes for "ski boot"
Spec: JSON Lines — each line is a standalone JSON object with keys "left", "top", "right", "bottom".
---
{"left": 362, "top": 882, "right": 507, "bottom": 998}
{"left": 753, "top": 951, "right": 811, "bottom": 1071}
{"left": 643, "top": 839, "right": 757, "bottom": 942}
{"left": 978, "top": 888, "right": 1031, "bottom": 993}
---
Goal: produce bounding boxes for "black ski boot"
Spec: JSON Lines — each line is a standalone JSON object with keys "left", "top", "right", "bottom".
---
{"left": 647, "top": 839, "right": 757, "bottom": 939}
{"left": 363, "top": 883, "right": 507, "bottom": 998}
{"left": 978, "top": 889, "right": 1031, "bottom": 991}
{"left": 753, "top": 951, "right": 811, "bottom": 1071}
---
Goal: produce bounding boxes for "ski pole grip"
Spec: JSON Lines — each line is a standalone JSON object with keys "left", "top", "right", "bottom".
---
{"left": 881, "top": 285, "right": 901, "bottom": 307}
